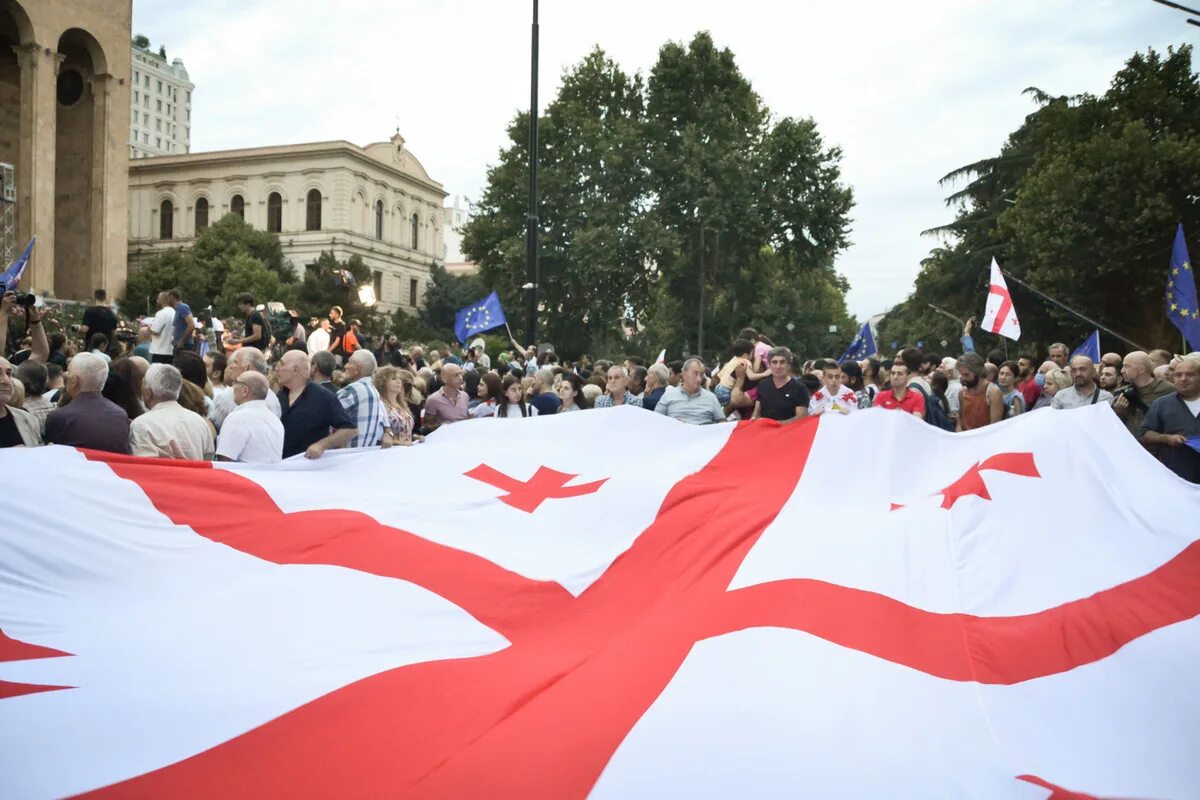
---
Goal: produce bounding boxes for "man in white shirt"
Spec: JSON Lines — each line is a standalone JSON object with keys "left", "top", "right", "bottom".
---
{"left": 216, "top": 372, "right": 283, "bottom": 463}
{"left": 129, "top": 363, "right": 214, "bottom": 460}
{"left": 148, "top": 292, "right": 176, "bottom": 364}
{"left": 808, "top": 361, "right": 858, "bottom": 416}
{"left": 307, "top": 318, "right": 331, "bottom": 356}
{"left": 209, "top": 346, "right": 281, "bottom": 431}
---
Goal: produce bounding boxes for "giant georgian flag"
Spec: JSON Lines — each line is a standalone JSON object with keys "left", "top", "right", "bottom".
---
{"left": 2, "top": 406, "right": 1198, "bottom": 798}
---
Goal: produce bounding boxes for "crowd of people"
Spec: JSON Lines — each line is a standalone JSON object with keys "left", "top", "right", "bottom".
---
{"left": 2, "top": 290, "right": 1198, "bottom": 483}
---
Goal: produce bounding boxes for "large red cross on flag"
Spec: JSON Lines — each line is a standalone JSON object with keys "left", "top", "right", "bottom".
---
{"left": 1, "top": 406, "right": 1198, "bottom": 798}
{"left": 982, "top": 256, "right": 1022, "bottom": 341}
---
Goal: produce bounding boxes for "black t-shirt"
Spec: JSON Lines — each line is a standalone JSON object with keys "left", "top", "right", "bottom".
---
{"left": 756, "top": 377, "right": 811, "bottom": 421}
{"left": 243, "top": 311, "right": 269, "bottom": 349}
{"left": 330, "top": 320, "right": 347, "bottom": 356}
{"left": 0, "top": 411, "right": 23, "bottom": 448}
{"left": 82, "top": 305, "right": 117, "bottom": 342}
{"left": 278, "top": 382, "right": 356, "bottom": 458}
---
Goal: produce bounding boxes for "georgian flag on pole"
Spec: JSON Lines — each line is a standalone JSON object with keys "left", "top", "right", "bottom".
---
{"left": 2, "top": 407, "right": 1199, "bottom": 798}
{"left": 981, "top": 257, "right": 1021, "bottom": 341}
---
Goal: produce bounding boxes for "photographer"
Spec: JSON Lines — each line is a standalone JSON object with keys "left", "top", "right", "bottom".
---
{"left": 1114, "top": 351, "right": 1175, "bottom": 439}
{"left": 0, "top": 291, "right": 49, "bottom": 365}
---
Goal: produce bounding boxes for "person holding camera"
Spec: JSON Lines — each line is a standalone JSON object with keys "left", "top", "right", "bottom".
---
{"left": 1115, "top": 351, "right": 1175, "bottom": 439}
{"left": 0, "top": 354, "right": 41, "bottom": 447}
{"left": 0, "top": 291, "right": 49, "bottom": 366}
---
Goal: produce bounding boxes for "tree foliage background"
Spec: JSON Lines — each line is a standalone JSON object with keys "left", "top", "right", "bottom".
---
{"left": 463, "top": 34, "right": 856, "bottom": 360}
{"left": 879, "top": 45, "right": 1200, "bottom": 356}
{"left": 125, "top": 215, "right": 392, "bottom": 335}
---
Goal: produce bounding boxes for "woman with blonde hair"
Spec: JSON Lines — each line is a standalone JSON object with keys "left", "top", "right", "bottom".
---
{"left": 375, "top": 366, "right": 419, "bottom": 447}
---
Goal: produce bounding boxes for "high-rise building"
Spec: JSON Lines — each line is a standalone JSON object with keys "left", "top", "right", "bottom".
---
{"left": 128, "top": 36, "right": 192, "bottom": 160}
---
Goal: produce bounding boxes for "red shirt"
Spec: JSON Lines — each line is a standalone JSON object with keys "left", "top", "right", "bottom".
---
{"left": 1019, "top": 375, "right": 1041, "bottom": 409}
{"left": 874, "top": 388, "right": 925, "bottom": 416}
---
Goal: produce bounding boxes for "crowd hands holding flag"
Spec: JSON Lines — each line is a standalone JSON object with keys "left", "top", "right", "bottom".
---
{"left": 1, "top": 279, "right": 1198, "bottom": 483}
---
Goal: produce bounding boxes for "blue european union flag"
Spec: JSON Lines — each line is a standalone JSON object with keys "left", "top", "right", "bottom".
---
{"left": 838, "top": 322, "right": 877, "bottom": 363}
{"left": 0, "top": 236, "right": 36, "bottom": 292}
{"left": 1166, "top": 224, "right": 1200, "bottom": 351}
{"left": 454, "top": 291, "right": 507, "bottom": 344}
{"left": 1071, "top": 330, "right": 1100, "bottom": 363}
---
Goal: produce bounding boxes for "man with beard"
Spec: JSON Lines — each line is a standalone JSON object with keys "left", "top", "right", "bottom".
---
{"left": 1051, "top": 355, "right": 1114, "bottom": 410}
{"left": 1098, "top": 364, "right": 1123, "bottom": 394}
{"left": 956, "top": 352, "right": 1004, "bottom": 431}
{"left": 1016, "top": 352, "right": 1042, "bottom": 409}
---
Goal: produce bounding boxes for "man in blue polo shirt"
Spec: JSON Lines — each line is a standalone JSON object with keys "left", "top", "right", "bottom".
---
{"left": 276, "top": 350, "right": 357, "bottom": 459}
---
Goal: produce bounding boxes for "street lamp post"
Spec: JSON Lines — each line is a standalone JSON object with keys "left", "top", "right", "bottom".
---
{"left": 525, "top": 0, "right": 540, "bottom": 347}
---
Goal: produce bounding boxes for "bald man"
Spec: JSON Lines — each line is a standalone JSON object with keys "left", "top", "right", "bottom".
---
{"left": 216, "top": 371, "right": 284, "bottom": 463}
{"left": 276, "top": 350, "right": 356, "bottom": 459}
{"left": 0, "top": 356, "right": 41, "bottom": 447}
{"left": 1114, "top": 351, "right": 1176, "bottom": 437}
{"left": 424, "top": 362, "right": 469, "bottom": 432}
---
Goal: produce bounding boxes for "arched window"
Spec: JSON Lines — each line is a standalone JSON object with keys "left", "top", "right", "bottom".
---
{"left": 267, "top": 192, "right": 282, "bottom": 233}
{"left": 305, "top": 188, "right": 322, "bottom": 231}
{"left": 194, "top": 197, "right": 209, "bottom": 232}
{"left": 374, "top": 199, "right": 384, "bottom": 240}
{"left": 230, "top": 194, "right": 244, "bottom": 219}
{"left": 160, "top": 199, "right": 173, "bottom": 239}
{"left": 410, "top": 212, "right": 419, "bottom": 249}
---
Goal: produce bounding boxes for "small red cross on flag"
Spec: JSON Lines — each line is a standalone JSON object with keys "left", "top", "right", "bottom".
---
{"left": 981, "top": 257, "right": 1021, "bottom": 341}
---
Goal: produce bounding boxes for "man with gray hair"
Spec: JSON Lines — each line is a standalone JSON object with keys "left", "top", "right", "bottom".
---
{"left": 45, "top": 352, "right": 129, "bottom": 453}
{"left": 529, "top": 366, "right": 562, "bottom": 415}
{"left": 655, "top": 357, "right": 727, "bottom": 424}
{"left": 209, "top": 346, "right": 280, "bottom": 431}
{"left": 216, "top": 371, "right": 284, "bottom": 463}
{"left": 336, "top": 350, "right": 384, "bottom": 448}
{"left": 595, "top": 365, "right": 642, "bottom": 408}
{"left": 643, "top": 363, "right": 670, "bottom": 412}
{"left": 311, "top": 350, "right": 337, "bottom": 393}
{"left": 129, "top": 363, "right": 214, "bottom": 460}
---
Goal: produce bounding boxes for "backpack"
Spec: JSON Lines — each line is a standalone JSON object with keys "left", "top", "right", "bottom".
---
{"left": 911, "top": 383, "right": 955, "bottom": 431}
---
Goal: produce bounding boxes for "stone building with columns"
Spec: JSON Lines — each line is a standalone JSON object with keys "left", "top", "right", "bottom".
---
{"left": 0, "top": 0, "right": 132, "bottom": 300}
{"left": 127, "top": 133, "right": 447, "bottom": 313}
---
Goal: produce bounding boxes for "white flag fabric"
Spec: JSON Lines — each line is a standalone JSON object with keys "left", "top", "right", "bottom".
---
{"left": 2, "top": 406, "right": 1198, "bottom": 798}
{"left": 981, "top": 257, "right": 1022, "bottom": 341}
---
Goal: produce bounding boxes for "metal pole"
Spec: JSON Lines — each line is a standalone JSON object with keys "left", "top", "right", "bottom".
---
{"left": 998, "top": 268, "right": 1150, "bottom": 351}
{"left": 697, "top": 225, "right": 705, "bottom": 357}
{"left": 525, "top": 0, "right": 540, "bottom": 348}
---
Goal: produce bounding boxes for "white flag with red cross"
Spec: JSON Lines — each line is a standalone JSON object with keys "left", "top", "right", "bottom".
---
{"left": 981, "top": 257, "right": 1022, "bottom": 341}
{"left": 1, "top": 406, "right": 1198, "bottom": 798}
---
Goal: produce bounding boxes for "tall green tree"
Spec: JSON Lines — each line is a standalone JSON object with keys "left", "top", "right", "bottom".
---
{"left": 124, "top": 214, "right": 297, "bottom": 320}
{"left": 465, "top": 34, "right": 856, "bottom": 359}
{"left": 464, "top": 48, "right": 665, "bottom": 356}
{"left": 883, "top": 45, "right": 1200, "bottom": 353}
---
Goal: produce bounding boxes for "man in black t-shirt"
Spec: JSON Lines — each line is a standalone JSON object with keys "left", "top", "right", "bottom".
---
{"left": 753, "top": 346, "right": 810, "bottom": 423}
{"left": 328, "top": 305, "right": 347, "bottom": 360}
{"left": 228, "top": 293, "right": 270, "bottom": 351}
{"left": 80, "top": 289, "right": 117, "bottom": 354}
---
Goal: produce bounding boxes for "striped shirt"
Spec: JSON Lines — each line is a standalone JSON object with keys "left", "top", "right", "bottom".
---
{"left": 337, "top": 377, "right": 385, "bottom": 448}
{"left": 594, "top": 391, "right": 643, "bottom": 409}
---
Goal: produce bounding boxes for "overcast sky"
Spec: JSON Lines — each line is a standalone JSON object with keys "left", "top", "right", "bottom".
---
{"left": 132, "top": 0, "right": 1194, "bottom": 319}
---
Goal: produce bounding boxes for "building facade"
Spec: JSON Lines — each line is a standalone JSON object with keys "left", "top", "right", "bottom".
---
{"left": 0, "top": 0, "right": 132, "bottom": 300}
{"left": 127, "top": 133, "right": 447, "bottom": 313}
{"left": 129, "top": 38, "right": 192, "bottom": 160}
